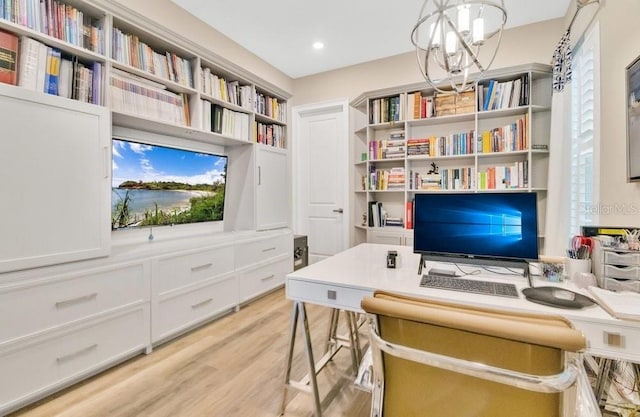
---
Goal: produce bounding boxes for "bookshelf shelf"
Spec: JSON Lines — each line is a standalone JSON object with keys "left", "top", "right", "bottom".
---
{"left": 350, "top": 63, "right": 552, "bottom": 248}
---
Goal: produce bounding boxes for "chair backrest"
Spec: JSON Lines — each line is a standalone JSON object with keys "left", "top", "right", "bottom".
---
{"left": 361, "top": 291, "right": 587, "bottom": 417}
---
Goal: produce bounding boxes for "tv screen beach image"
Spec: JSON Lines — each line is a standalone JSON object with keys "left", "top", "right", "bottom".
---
{"left": 111, "top": 139, "right": 227, "bottom": 229}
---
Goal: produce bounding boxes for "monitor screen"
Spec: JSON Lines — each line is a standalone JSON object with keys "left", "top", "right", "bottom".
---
{"left": 111, "top": 139, "right": 227, "bottom": 230}
{"left": 413, "top": 192, "right": 539, "bottom": 266}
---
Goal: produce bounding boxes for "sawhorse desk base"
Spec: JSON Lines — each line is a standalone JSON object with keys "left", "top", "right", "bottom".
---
{"left": 280, "top": 301, "right": 361, "bottom": 417}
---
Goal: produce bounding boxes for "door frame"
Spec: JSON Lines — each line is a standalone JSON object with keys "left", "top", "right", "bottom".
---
{"left": 291, "top": 98, "right": 350, "bottom": 254}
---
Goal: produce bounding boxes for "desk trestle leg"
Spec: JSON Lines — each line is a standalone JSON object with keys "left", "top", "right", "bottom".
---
{"left": 280, "top": 303, "right": 364, "bottom": 417}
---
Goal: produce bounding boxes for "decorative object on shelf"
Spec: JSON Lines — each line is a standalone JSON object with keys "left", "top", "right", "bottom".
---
{"left": 410, "top": 0, "right": 507, "bottom": 93}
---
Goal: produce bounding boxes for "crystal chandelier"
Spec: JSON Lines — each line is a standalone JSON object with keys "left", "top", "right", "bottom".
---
{"left": 411, "top": 0, "right": 507, "bottom": 93}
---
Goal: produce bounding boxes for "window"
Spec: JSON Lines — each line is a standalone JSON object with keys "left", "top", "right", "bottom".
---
{"left": 569, "top": 22, "right": 600, "bottom": 236}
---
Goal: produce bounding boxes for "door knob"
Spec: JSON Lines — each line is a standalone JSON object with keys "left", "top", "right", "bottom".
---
{"left": 333, "top": 208, "right": 344, "bottom": 213}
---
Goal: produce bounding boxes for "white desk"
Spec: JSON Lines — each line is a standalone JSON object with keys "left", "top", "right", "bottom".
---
{"left": 282, "top": 243, "right": 640, "bottom": 416}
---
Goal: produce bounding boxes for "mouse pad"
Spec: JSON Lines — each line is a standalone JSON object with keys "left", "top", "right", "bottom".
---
{"left": 522, "top": 286, "right": 595, "bottom": 309}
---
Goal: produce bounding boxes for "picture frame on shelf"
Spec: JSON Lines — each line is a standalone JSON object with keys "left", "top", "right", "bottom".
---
{"left": 626, "top": 54, "right": 640, "bottom": 181}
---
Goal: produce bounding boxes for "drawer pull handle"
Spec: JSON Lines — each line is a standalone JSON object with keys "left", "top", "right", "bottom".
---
{"left": 261, "top": 274, "right": 276, "bottom": 282}
{"left": 55, "top": 293, "right": 98, "bottom": 308}
{"left": 192, "top": 298, "right": 213, "bottom": 309}
{"left": 191, "top": 263, "right": 213, "bottom": 272}
{"left": 262, "top": 247, "right": 276, "bottom": 253}
{"left": 57, "top": 344, "right": 98, "bottom": 364}
{"left": 603, "top": 331, "right": 625, "bottom": 348}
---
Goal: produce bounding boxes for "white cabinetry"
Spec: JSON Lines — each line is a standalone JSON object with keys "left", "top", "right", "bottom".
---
{"left": 235, "top": 230, "right": 293, "bottom": 303}
{"left": 256, "top": 146, "right": 289, "bottom": 230}
{"left": 226, "top": 144, "right": 290, "bottom": 231}
{"left": 367, "top": 229, "right": 413, "bottom": 247}
{"left": 0, "top": 261, "right": 150, "bottom": 414}
{"left": 151, "top": 244, "right": 237, "bottom": 344}
{"left": 0, "top": 85, "right": 111, "bottom": 273}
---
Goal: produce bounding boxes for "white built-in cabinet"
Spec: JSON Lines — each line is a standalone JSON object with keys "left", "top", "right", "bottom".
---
{"left": 0, "top": 84, "right": 111, "bottom": 273}
{"left": 256, "top": 146, "right": 289, "bottom": 230}
{"left": 0, "top": 0, "right": 293, "bottom": 413}
{"left": 0, "top": 228, "right": 292, "bottom": 415}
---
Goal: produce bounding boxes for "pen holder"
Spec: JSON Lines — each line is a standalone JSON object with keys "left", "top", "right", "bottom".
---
{"left": 565, "top": 258, "right": 592, "bottom": 281}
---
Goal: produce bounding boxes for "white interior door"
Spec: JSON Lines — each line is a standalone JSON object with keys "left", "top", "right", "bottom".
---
{"left": 293, "top": 100, "right": 349, "bottom": 264}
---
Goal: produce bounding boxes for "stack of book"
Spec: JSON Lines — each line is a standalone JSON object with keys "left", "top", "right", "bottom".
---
{"left": 477, "top": 161, "right": 528, "bottom": 190}
{"left": 0, "top": 0, "right": 104, "bottom": 54}
{"left": 203, "top": 103, "right": 249, "bottom": 140}
{"left": 111, "top": 69, "right": 188, "bottom": 125}
{"left": 386, "top": 167, "right": 406, "bottom": 191}
{"left": 17, "top": 35, "right": 102, "bottom": 103}
{"left": 201, "top": 68, "right": 253, "bottom": 111}
{"left": 406, "top": 91, "right": 434, "bottom": 120}
{"left": 255, "top": 91, "right": 286, "bottom": 122}
{"left": 478, "top": 74, "right": 529, "bottom": 111}
{"left": 407, "top": 131, "right": 475, "bottom": 157}
{"left": 254, "top": 122, "right": 285, "bottom": 148}
{"left": 478, "top": 114, "right": 529, "bottom": 153}
{"left": 410, "top": 171, "right": 442, "bottom": 191}
{"left": 112, "top": 27, "right": 193, "bottom": 88}
{"left": 440, "top": 167, "right": 474, "bottom": 190}
{"left": 369, "top": 95, "right": 403, "bottom": 124}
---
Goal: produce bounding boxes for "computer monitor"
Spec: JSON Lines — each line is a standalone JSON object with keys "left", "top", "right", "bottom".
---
{"left": 413, "top": 192, "right": 539, "bottom": 270}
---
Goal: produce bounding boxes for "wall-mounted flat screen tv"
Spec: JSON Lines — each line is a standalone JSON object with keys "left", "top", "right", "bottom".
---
{"left": 111, "top": 139, "right": 227, "bottom": 230}
{"left": 413, "top": 192, "right": 539, "bottom": 268}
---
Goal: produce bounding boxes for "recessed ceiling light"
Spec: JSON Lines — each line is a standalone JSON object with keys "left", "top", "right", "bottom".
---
{"left": 313, "top": 41, "right": 324, "bottom": 50}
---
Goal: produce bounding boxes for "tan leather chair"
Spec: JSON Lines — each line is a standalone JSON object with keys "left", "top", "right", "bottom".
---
{"left": 361, "top": 291, "right": 599, "bottom": 417}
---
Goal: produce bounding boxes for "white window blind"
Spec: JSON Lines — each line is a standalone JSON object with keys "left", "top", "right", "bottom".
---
{"left": 569, "top": 23, "right": 600, "bottom": 236}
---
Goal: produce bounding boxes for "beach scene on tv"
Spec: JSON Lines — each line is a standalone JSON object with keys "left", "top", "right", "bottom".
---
{"left": 111, "top": 139, "right": 227, "bottom": 230}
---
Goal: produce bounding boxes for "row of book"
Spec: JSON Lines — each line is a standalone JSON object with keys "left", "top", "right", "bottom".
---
{"left": 369, "top": 130, "right": 405, "bottom": 160}
{"left": 409, "top": 167, "right": 475, "bottom": 191}
{"left": 367, "top": 201, "right": 403, "bottom": 228}
{"left": 407, "top": 131, "right": 476, "bottom": 157}
{"left": 406, "top": 91, "right": 435, "bottom": 120}
{"left": 370, "top": 95, "right": 403, "bottom": 124}
{"left": 110, "top": 70, "right": 189, "bottom": 126}
{"left": 477, "top": 161, "right": 529, "bottom": 190}
{"left": 12, "top": 35, "right": 101, "bottom": 103}
{"left": 201, "top": 68, "right": 253, "bottom": 110}
{"left": 203, "top": 102, "right": 250, "bottom": 141}
{"left": 255, "top": 121, "right": 285, "bottom": 148}
{"left": 255, "top": 92, "right": 286, "bottom": 122}
{"left": 478, "top": 74, "right": 530, "bottom": 111}
{"left": 0, "top": 0, "right": 104, "bottom": 54}
{"left": 111, "top": 27, "right": 193, "bottom": 88}
{"left": 368, "top": 166, "right": 405, "bottom": 191}
{"left": 478, "top": 115, "right": 529, "bottom": 153}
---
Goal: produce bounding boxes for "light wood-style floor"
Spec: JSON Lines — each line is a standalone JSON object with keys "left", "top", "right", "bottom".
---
{"left": 9, "top": 288, "right": 371, "bottom": 417}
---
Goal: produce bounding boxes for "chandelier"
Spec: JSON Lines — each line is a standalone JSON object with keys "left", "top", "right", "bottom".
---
{"left": 411, "top": 0, "right": 507, "bottom": 93}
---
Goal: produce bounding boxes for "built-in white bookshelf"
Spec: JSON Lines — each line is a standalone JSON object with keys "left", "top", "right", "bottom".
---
{"left": 0, "top": 0, "right": 289, "bottom": 149}
{"left": 350, "top": 63, "right": 552, "bottom": 247}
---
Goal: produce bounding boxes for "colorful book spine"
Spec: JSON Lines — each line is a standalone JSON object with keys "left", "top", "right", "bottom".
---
{"left": 0, "top": 29, "right": 19, "bottom": 85}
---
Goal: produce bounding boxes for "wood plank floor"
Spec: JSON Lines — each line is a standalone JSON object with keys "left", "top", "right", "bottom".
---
{"left": 9, "top": 288, "right": 371, "bottom": 417}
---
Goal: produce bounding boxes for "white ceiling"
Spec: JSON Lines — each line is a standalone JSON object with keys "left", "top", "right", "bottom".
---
{"left": 170, "top": 0, "right": 571, "bottom": 79}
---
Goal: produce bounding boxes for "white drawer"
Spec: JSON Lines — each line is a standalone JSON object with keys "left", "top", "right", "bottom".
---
{"left": 604, "top": 251, "right": 640, "bottom": 266}
{"left": 236, "top": 234, "right": 292, "bottom": 268}
{"left": 0, "top": 307, "right": 147, "bottom": 411}
{"left": 572, "top": 319, "right": 640, "bottom": 362}
{"left": 0, "top": 262, "right": 147, "bottom": 343}
{"left": 153, "top": 273, "right": 238, "bottom": 343}
{"left": 286, "top": 278, "right": 372, "bottom": 313}
{"left": 154, "top": 245, "right": 235, "bottom": 294}
{"left": 603, "top": 277, "right": 640, "bottom": 292}
{"left": 604, "top": 264, "right": 640, "bottom": 280}
{"left": 238, "top": 258, "right": 290, "bottom": 303}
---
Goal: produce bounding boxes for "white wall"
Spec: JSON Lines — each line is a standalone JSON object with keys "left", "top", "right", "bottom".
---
{"left": 593, "top": 0, "right": 640, "bottom": 226}
{"left": 291, "top": 18, "right": 565, "bottom": 106}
